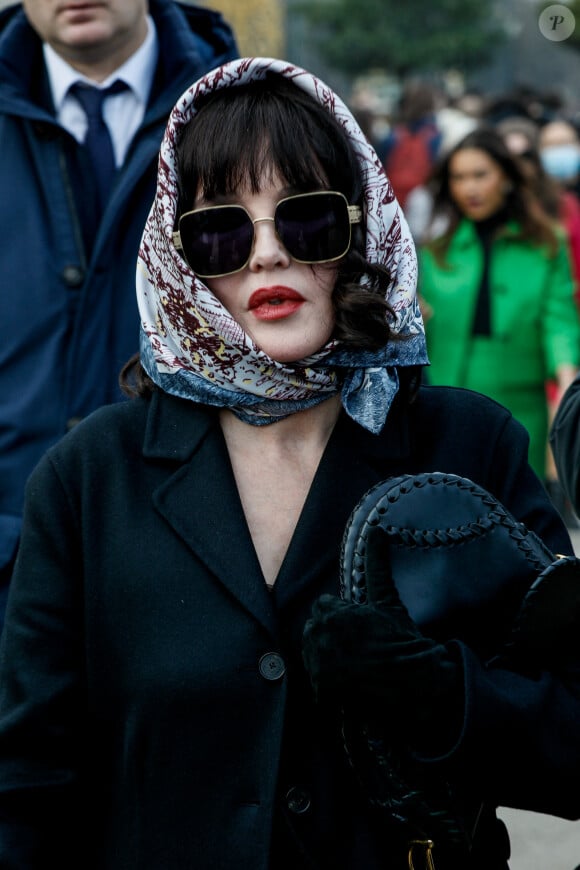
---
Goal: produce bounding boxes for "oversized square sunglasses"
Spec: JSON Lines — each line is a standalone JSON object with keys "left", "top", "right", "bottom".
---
{"left": 172, "top": 190, "right": 362, "bottom": 278}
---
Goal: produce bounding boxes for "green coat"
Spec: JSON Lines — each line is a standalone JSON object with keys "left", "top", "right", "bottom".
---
{"left": 419, "top": 219, "right": 580, "bottom": 476}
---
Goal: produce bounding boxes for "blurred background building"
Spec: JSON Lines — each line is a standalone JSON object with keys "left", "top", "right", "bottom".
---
{"left": 187, "top": 0, "right": 580, "bottom": 154}
{"left": 198, "top": 0, "right": 580, "bottom": 123}
{"left": 200, "top": 0, "right": 285, "bottom": 59}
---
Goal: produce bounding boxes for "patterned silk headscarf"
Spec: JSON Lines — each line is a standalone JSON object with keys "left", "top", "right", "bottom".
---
{"left": 137, "top": 57, "right": 428, "bottom": 434}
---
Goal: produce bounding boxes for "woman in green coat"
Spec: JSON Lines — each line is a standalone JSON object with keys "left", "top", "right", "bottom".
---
{"left": 419, "top": 127, "right": 580, "bottom": 478}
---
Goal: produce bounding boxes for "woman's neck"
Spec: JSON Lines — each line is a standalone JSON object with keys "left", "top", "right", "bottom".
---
{"left": 219, "top": 395, "right": 342, "bottom": 587}
{"left": 219, "top": 395, "right": 342, "bottom": 453}
{"left": 473, "top": 207, "right": 509, "bottom": 237}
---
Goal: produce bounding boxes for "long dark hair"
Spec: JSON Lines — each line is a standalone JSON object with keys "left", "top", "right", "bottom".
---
{"left": 428, "top": 126, "right": 560, "bottom": 261}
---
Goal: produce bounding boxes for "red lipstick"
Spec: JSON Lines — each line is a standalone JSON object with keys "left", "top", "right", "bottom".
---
{"left": 248, "top": 286, "right": 305, "bottom": 321}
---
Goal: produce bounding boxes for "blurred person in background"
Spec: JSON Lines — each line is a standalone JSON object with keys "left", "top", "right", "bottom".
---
{"left": 378, "top": 79, "right": 441, "bottom": 220}
{"left": 496, "top": 116, "right": 564, "bottom": 229}
{"left": 0, "top": 0, "right": 238, "bottom": 626}
{"left": 539, "top": 118, "right": 580, "bottom": 200}
{"left": 498, "top": 115, "right": 580, "bottom": 522}
{"left": 418, "top": 127, "right": 580, "bottom": 482}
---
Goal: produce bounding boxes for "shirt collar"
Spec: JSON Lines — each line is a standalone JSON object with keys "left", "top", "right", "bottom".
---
{"left": 43, "top": 14, "right": 158, "bottom": 112}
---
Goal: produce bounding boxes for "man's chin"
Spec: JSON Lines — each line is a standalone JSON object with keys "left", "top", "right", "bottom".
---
{"left": 57, "top": 14, "right": 113, "bottom": 46}
{"left": 55, "top": 23, "right": 114, "bottom": 59}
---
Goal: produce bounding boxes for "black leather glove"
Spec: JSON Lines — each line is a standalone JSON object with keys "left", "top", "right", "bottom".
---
{"left": 302, "top": 527, "right": 463, "bottom": 745}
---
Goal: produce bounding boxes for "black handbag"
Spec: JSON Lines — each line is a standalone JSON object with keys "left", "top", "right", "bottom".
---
{"left": 339, "top": 471, "right": 580, "bottom": 867}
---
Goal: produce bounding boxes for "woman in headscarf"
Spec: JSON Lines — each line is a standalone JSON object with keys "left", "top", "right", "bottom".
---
{"left": 0, "top": 58, "right": 577, "bottom": 870}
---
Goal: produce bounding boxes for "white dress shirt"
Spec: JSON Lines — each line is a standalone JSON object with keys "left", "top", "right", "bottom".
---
{"left": 43, "top": 16, "right": 159, "bottom": 167}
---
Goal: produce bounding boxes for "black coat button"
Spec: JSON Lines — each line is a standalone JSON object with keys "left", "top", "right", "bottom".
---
{"left": 258, "top": 652, "right": 285, "bottom": 681}
{"left": 286, "top": 786, "right": 311, "bottom": 814}
{"left": 62, "top": 265, "right": 85, "bottom": 288}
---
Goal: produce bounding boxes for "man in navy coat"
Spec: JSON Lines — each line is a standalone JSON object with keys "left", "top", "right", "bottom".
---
{"left": 0, "top": 0, "right": 237, "bottom": 624}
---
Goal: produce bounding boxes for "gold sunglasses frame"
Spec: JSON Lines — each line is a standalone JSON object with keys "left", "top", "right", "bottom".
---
{"left": 172, "top": 190, "right": 362, "bottom": 279}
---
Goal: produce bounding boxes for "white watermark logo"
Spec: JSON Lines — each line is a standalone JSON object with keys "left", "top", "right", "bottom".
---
{"left": 539, "top": 4, "right": 576, "bottom": 41}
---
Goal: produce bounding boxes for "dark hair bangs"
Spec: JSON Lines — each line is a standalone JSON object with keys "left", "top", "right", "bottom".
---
{"left": 176, "top": 75, "right": 362, "bottom": 211}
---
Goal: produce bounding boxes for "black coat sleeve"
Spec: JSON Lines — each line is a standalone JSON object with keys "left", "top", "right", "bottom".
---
{"left": 0, "top": 455, "right": 85, "bottom": 868}
{"left": 550, "top": 374, "right": 580, "bottom": 514}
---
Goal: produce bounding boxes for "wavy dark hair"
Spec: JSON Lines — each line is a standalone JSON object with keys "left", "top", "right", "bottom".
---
{"left": 121, "top": 73, "right": 419, "bottom": 397}
{"left": 428, "top": 125, "right": 560, "bottom": 263}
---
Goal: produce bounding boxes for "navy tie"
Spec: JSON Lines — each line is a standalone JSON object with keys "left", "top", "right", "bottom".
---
{"left": 71, "top": 80, "right": 127, "bottom": 214}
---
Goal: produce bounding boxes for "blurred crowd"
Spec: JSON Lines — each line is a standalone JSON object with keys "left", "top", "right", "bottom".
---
{"left": 355, "top": 80, "right": 580, "bottom": 524}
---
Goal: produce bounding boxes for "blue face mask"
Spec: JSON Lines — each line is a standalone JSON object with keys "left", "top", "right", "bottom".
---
{"left": 541, "top": 144, "right": 580, "bottom": 181}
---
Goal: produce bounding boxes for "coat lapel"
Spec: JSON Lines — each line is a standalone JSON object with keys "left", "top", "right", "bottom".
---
{"left": 275, "top": 405, "right": 411, "bottom": 608}
{"left": 144, "top": 393, "right": 277, "bottom": 636}
{"left": 144, "top": 391, "right": 411, "bottom": 624}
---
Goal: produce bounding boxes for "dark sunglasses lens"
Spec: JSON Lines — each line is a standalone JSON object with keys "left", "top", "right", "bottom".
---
{"left": 179, "top": 207, "right": 253, "bottom": 276}
{"left": 276, "top": 194, "right": 350, "bottom": 262}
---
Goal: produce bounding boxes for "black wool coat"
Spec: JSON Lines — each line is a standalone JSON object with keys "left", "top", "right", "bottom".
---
{"left": 551, "top": 372, "right": 580, "bottom": 514}
{"left": 0, "top": 385, "right": 577, "bottom": 869}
